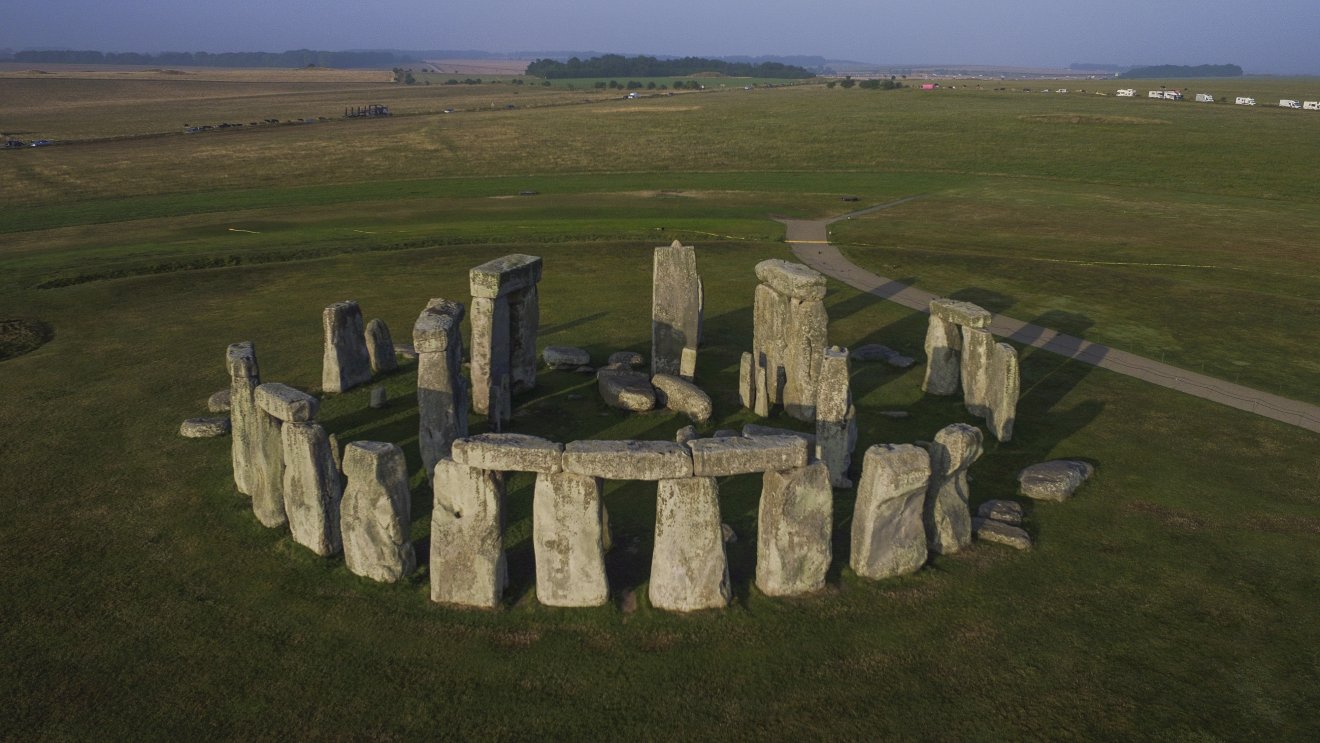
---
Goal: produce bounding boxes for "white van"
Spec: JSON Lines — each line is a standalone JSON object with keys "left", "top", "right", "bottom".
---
{"left": 1194, "top": 93, "right": 1214, "bottom": 103}
{"left": 1279, "top": 99, "right": 1301, "bottom": 109}
{"left": 1235, "top": 97, "right": 1256, "bottom": 106}
{"left": 1116, "top": 88, "right": 1136, "bottom": 97}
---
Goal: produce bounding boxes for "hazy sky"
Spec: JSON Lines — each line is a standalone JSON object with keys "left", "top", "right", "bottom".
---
{"left": 5, "top": 0, "right": 1318, "bottom": 73}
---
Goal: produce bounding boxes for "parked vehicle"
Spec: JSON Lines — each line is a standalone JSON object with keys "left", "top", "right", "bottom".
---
{"left": 1235, "top": 97, "right": 1257, "bottom": 106}
{"left": 29, "top": 139, "right": 52, "bottom": 147}
{"left": 1194, "top": 93, "right": 1214, "bottom": 103}
{"left": 1303, "top": 101, "right": 1320, "bottom": 111}
{"left": 1116, "top": 88, "right": 1136, "bottom": 97}
{"left": 1279, "top": 99, "right": 1302, "bottom": 109}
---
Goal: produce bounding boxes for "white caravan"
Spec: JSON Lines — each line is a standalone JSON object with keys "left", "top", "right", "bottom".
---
{"left": 1194, "top": 93, "right": 1214, "bottom": 103}
{"left": 1116, "top": 88, "right": 1136, "bottom": 97}
{"left": 1235, "top": 97, "right": 1256, "bottom": 106}
{"left": 1279, "top": 99, "right": 1302, "bottom": 108}
{"left": 1303, "top": 101, "right": 1320, "bottom": 110}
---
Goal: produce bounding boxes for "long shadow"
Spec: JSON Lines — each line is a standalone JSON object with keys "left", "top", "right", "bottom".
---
{"left": 538, "top": 311, "right": 608, "bottom": 337}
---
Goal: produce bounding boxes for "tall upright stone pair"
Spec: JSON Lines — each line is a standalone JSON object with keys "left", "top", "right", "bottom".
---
{"left": 322, "top": 300, "right": 397, "bottom": 394}
{"left": 922, "top": 298, "right": 1020, "bottom": 441}
{"left": 651, "top": 240, "right": 703, "bottom": 379}
{"left": 414, "top": 298, "right": 468, "bottom": 480}
{"left": 740, "top": 259, "right": 829, "bottom": 422}
{"left": 469, "top": 254, "right": 543, "bottom": 427}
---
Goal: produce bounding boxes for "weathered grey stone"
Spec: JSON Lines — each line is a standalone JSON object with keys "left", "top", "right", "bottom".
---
{"left": 738, "top": 351, "right": 756, "bottom": 410}
{"left": 280, "top": 422, "right": 342, "bottom": 557}
{"left": 543, "top": 345, "right": 590, "bottom": 369}
{"left": 851, "top": 444, "right": 931, "bottom": 580}
{"left": 753, "top": 355, "right": 771, "bottom": 417}
{"left": 754, "top": 259, "right": 827, "bottom": 301}
{"left": 451, "top": 433, "right": 564, "bottom": 474}
{"left": 922, "top": 314, "right": 961, "bottom": 396}
{"left": 782, "top": 297, "right": 828, "bottom": 422}
{"left": 742, "top": 423, "right": 815, "bottom": 447}
{"left": 675, "top": 425, "right": 698, "bottom": 445}
{"left": 562, "top": 440, "right": 693, "bottom": 480}
{"left": 207, "top": 389, "right": 231, "bottom": 413}
{"left": 712, "top": 429, "right": 740, "bottom": 438}
{"left": 469, "top": 253, "right": 542, "bottom": 299}
{"left": 328, "top": 433, "right": 342, "bottom": 474}
{"left": 852, "top": 344, "right": 914, "bottom": 368}
{"left": 687, "top": 435, "right": 809, "bottom": 477}
{"left": 972, "top": 517, "right": 1032, "bottom": 550}
{"left": 597, "top": 368, "right": 656, "bottom": 412}
{"left": 180, "top": 417, "right": 230, "bottom": 438}
{"left": 365, "top": 318, "right": 398, "bottom": 375}
{"left": 652, "top": 241, "right": 703, "bottom": 377}
{"left": 533, "top": 471, "right": 608, "bottom": 607}
{"left": 255, "top": 383, "right": 319, "bottom": 422}
{"left": 679, "top": 347, "right": 698, "bottom": 381}
{"left": 321, "top": 301, "right": 372, "bottom": 394}
{"left": 1018, "top": 460, "right": 1093, "bottom": 502}
{"left": 816, "top": 346, "right": 857, "bottom": 488}
{"left": 752, "top": 283, "right": 789, "bottom": 407}
{"left": 415, "top": 299, "right": 469, "bottom": 479}
{"left": 924, "top": 423, "right": 983, "bottom": 555}
{"left": 469, "top": 295, "right": 511, "bottom": 422}
{"left": 756, "top": 462, "right": 832, "bottom": 597}
{"left": 507, "top": 285, "right": 539, "bottom": 393}
{"left": 227, "top": 342, "right": 285, "bottom": 527}
{"left": 650, "top": 477, "right": 731, "bottom": 612}
{"left": 930, "top": 297, "right": 992, "bottom": 328}
{"left": 609, "top": 351, "right": 644, "bottom": 368}
{"left": 961, "top": 327, "right": 994, "bottom": 417}
{"left": 978, "top": 499, "right": 1024, "bottom": 526}
{"left": 369, "top": 385, "right": 387, "bottom": 409}
{"left": 987, "top": 342, "right": 1020, "bottom": 442}
{"left": 431, "top": 458, "right": 506, "bottom": 608}
{"left": 651, "top": 373, "right": 712, "bottom": 423}
{"left": 341, "top": 441, "right": 415, "bottom": 582}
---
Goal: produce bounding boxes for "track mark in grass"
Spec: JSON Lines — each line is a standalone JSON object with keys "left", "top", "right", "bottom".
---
{"left": 1020, "top": 113, "right": 1170, "bottom": 126}
{"left": 0, "top": 318, "right": 54, "bottom": 361}
{"left": 1122, "top": 501, "right": 1208, "bottom": 533}
{"left": 227, "top": 227, "right": 260, "bottom": 234}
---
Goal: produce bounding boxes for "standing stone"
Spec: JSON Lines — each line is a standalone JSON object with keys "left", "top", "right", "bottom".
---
{"left": 752, "top": 283, "right": 789, "bottom": 407}
{"left": 987, "top": 342, "right": 1020, "bottom": 441}
{"left": 756, "top": 462, "right": 833, "bottom": 597}
{"left": 431, "top": 458, "right": 506, "bottom": 608}
{"left": 679, "top": 347, "right": 698, "bottom": 381}
{"left": 227, "top": 343, "right": 286, "bottom": 527}
{"left": 924, "top": 423, "right": 983, "bottom": 555}
{"left": 738, "top": 352, "right": 756, "bottom": 410}
{"left": 508, "top": 284, "right": 540, "bottom": 392}
{"left": 815, "top": 346, "right": 857, "bottom": 488}
{"left": 369, "top": 385, "right": 388, "bottom": 409}
{"left": 321, "top": 301, "right": 372, "bottom": 394}
{"left": 851, "top": 444, "right": 931, "bottom": 580}
{"left": 341, "top": 442, "right": 415, "bottom": 583}
{"left": 414, "top": 299, "right": 469, "bottom": 480}
{"left": 470, "top": 295, "right": 510, "bottom": 421}
{"left": 650, "top": 477, "right": 731, "bottom": 612}
{"left": 749, "top": 260, "right": 828, "bottom": 421}
{"left": 961, "top": 326, "right": 994, "bottom": 417}
{"left": 281, "top": 422, "right": 343, "bottom": 557}
{"left": 753, "top": 356, "right": 771, "bottom": 417}
{"left": 783, "top": 296, "right": 829, "bottom": 421}
{"left": 651, "top": 241, "right": 703, "bottom": 377}
{"left": 470, "top": 254, "right": 542, "bottom": 422}
{"left": 364, "top": 318, "right": 398, "bottom": 375}
{"left": 922, "top": 313, "right": 962, "bottom": 396}
{"left": 533, "top": 472, "right": 608, "bottom": 607}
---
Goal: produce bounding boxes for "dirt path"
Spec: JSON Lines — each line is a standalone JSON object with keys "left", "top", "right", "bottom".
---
{"left": 777, "top": 201, "right": 1320, "bottom": 435}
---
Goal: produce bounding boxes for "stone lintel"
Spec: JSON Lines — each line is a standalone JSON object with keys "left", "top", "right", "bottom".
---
{"left": 469, "top": 254, "right": 543, "bottom": 299}
{"left": 451, "top": 433, "right": 564, "bottom": 474}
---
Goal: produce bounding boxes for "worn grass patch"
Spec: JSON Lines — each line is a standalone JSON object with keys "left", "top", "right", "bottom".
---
{"left": 0, "top": 318, "right": 53, "bottom": 360}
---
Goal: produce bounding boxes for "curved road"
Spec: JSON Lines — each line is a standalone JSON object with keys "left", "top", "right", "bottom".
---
{"left": 778, "top": 200, "right": 1320, "bottom": 435}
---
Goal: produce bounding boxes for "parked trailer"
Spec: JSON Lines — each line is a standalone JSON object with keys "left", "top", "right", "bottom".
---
{"left": 1116, "top": 88, "right": 1136, "bottom": 97}
{"left": 1304, "top": 101, "right": 1320, "bottom": 111}
{"left": 1235, "top": 97, "right": 1256, "bottom": 106}
{"left": 1194, "top": 93, "right": 1215, "bottom": 103}
{"left": 1279, "top": 99, "right": 1302, "bottom": 109}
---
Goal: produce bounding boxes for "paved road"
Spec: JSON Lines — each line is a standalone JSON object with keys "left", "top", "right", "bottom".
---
{"left": 778, "top": 201, "right": 1320, "bottom": 435}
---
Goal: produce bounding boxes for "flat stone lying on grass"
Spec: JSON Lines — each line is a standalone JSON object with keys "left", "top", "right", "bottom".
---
{"left": 365, "top": 318, "right": 398, "bottom": 375}
{"left": 851, "top": 444, "right": 931, "bottom": 581}
{"left": 563, "top": 440, "right": 693, "bottom": 480}
{"left": 207, "top": 389, "right": 230, "bottom": 413}
{"left": 686, "top": 435, "right": 809, "bottom": 477}
{"left": 341, "top": 441, "right": 415, "bottom": 583}
{"left": 972, "top": 517, "right": 1032, "bottom": 550}
{"left": 757, "top": 462, "right": 832, "bottom": 597}
{"left": 180, "top": 417, "right": 231, "bottom": 438}
{"left": 451, "top": 433, "right": 564, "bottom": 474}
{"left": 608, "top": 351, "right": 644, "bottom": 367}
{"left": 924, "top": 423, "right": 983, "bottom": 555}
{"left": 533, "top": 471, "right": 608, "bottom": 607}
{"left": 978, "top": 499, "right": 1024, "bottom": 525}
{"left": 650, "top": 476, "right": 730, "bottom": 612}
{"left": 431, "top": 458, "right": 506, "bottom": 608}
{"left": 930, "top": 297, "right": 992, "bottom": 328}
{"left": 543, "top": 345, "right": 591, "bottom": 369}
{"left": 741, "top": 423, "right": 816, "bottom": 447}
{"left": 1019, "top": 460, "right": 1094, "bottom": 502}
{"left": 651, "top": 373, "right": 712, "bottom": 422}
{"left": 255, "top": 383, "right": 319, "bottom": 422}
{"left": 369, "top": 385, "right": 387, "bottom": 409}
{"left": 281, "top": 422, "right": 342, "bottom": 557}
{"left": 596, "top": 368, "right": 656, "bottom": 412}
{"left": 851, "top": 344, "right": 914, "bottom": 368}
{"left": 322, "top": 300, "right": 372, "bottom": 394}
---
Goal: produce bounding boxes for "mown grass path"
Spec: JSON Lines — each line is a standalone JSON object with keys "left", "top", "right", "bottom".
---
{"left": 780, "top": 201, "right": 1320, "bottom": 434}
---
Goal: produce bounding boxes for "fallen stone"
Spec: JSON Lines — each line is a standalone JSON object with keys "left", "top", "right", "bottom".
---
{"left": 207, "top": 389, "right": 231, "bottom": 413}
{"left": 1018, "top": 460, "right": 1093, "bottom": 502}
{"left": 281, "top": 422, "right": 342, "bottom": 557}
{"left": 255, "top": 383, "right": 319, "bottom": 423}
{"left": 533, "top": 471, "right": 608, "bottom": 607}
{"left": 987, "top": 342, "right": 1020, "bottom": 441}
{"left": 924, "top": 423, "right": 983, "bottom": 555}
{"left": 322, "top": 300, "right": 373, "bottom": 394}
{"left": 816, "top": 346, "right": 857, "bottom": 488}
{"left": 930, "top": 297, "right": 992, "bottom": 328}
{"left": 608, "top": 351, "right": 644, "bottom": 367}
{"left": 649, "top": 476, "right": 731, "bottom": 612}
{"left": 687, "top": 435, "right": 809, "bottom": 477}
{"left": 675, "top": 425, "right": 698, "bottom": 445}
{"left": 562, "top": 440, "right": 693, "bottom": 480}
{"left": 414, "top": 298, "right": 469, "bottom": 479}
{"left": 369, "top": 385, "right": 388, "bottom": 409}
{"left": 960, "top": 326, "right": 994, "bottom": 417}
{"left": 972, "top": 517, "right": 1032, "bottom": 550}
{"left": 978, "top": 499, "right": 1024, "bottom": 525}
{"left": 651, "top": 373, "right": 713, "bottom": 422}
{"left": 469, "top": 253, "right": 542, "bottom": 299}
{"left": 365, "top": 318, "right": 398, "bottom": 375}
{"left": 544, "top": 345, "right": 591, "bottom": 369}
{"left": 712, "top": 429, "right": 740, "bottom": 438}
{"left": 921, "top": 313, "right": 961, "bottom": 396}
{"left": 741, "top": 423, "right": 815, "bottom": 447}
{"left": 597, "top": 368, "right": 656, "bottom": 412}
{"left": 451, "top": 433, "right": 564, "bottom": 474}
{"left": 180, "top": 417, "right": 230, "bottom": 438}
{"left": 341, "top": 441, "right": 416, "bottom": 583}
{"left": 756, "top": 462, "right": 832, "bottom": 596}
{"left": 852, "top": 344, "right": 915, "bottom": 368}
{"left": 652, "top": 241, "right": 703, "bottom": 376}
{"left": 431, "top": 458, "right": 506, "bottom": 607}
{"left": 754, "top": 259, "right": 827, "bottom": 301}
{"left": 851, "top": 444, "right": 931, "bottom": 580}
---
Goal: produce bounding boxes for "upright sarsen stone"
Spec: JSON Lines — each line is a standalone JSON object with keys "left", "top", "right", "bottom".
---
{"left": 281, "top": 422, "right": 343, "bottom": 556}
{"left": 651, "top": 241, "right": 704, "bottom": 377}
{"left": 748, "top": 260, "right": 828, "bottom": 421}
{"left": 752, "top": 283, "right": 789, "bottom": 407}
{"left": 431, "top": 458, "right": 506, "bottom": 608}
{"left": 227, "top": 343, "right": 286, "bottom": 528}
{"left": 414, "top": 299, "right": 469, "bottom": 479}
{"left": 756, "top": 462, "right": 832, "bottom": 597}
{"left": 987, "top": 342, "right": 1020, "bottom": 442}
{"left": 533, "top": 472, "right": 608, "bottom": 607}
{"left": 341, "top": 442, "right": 415, "bottom": 583}
{"left": 815, "top": 346, "right": 857, "bottom": 488}
{"left": 508, "top": 284, "right": 540, "bottom": 392}
{"left": 322, "top": 300, "right": 372, "bottom": 394}
{"left": 851, "top": 444, "right": 931, "bottom": 580}
{"left": 470, "top": 254, "right": 542, "bottom": 423}
{"left": 922, "top": 313, "right": 961, "bottom": 396}
{"left": 650, "top": 477, "right": 731, "bottom": 612}
{"left": 782, "top": 296, "right": 828, "bottom": 421}
{"left": 365, "top": 318, "right": 398, "bottom": 375}
{"left": 924, "top": 423, "right": 983, "bottom": 555}
{"left": 469, "top": 295, "right": 511, "bottom": 421}
{"left": 961, "top": 326, "right": 994, "bottom": 417}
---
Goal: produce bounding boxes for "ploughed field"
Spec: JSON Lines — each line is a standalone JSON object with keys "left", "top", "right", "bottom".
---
{"left": 2, "top": 70, "right": 1318, "bottom": 738}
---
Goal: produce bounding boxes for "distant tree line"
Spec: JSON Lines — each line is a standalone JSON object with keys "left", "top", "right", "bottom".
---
{"left": 11, "top": 49, "right": 415, "bottom": 69}
{"left": 1119, "top": 64, "right": 1243, "bottom": 79}
{"left": 526, "top": 54, "right": 814, "bottom": 79}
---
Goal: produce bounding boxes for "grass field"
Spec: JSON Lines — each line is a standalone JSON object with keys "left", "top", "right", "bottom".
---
{"left": 2, "top": 69, "right": 1318, "bottom": 738}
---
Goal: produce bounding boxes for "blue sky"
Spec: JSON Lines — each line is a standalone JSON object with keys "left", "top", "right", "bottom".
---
{"left": 4, "top": 0, "right": 1317, "bottom": 73}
